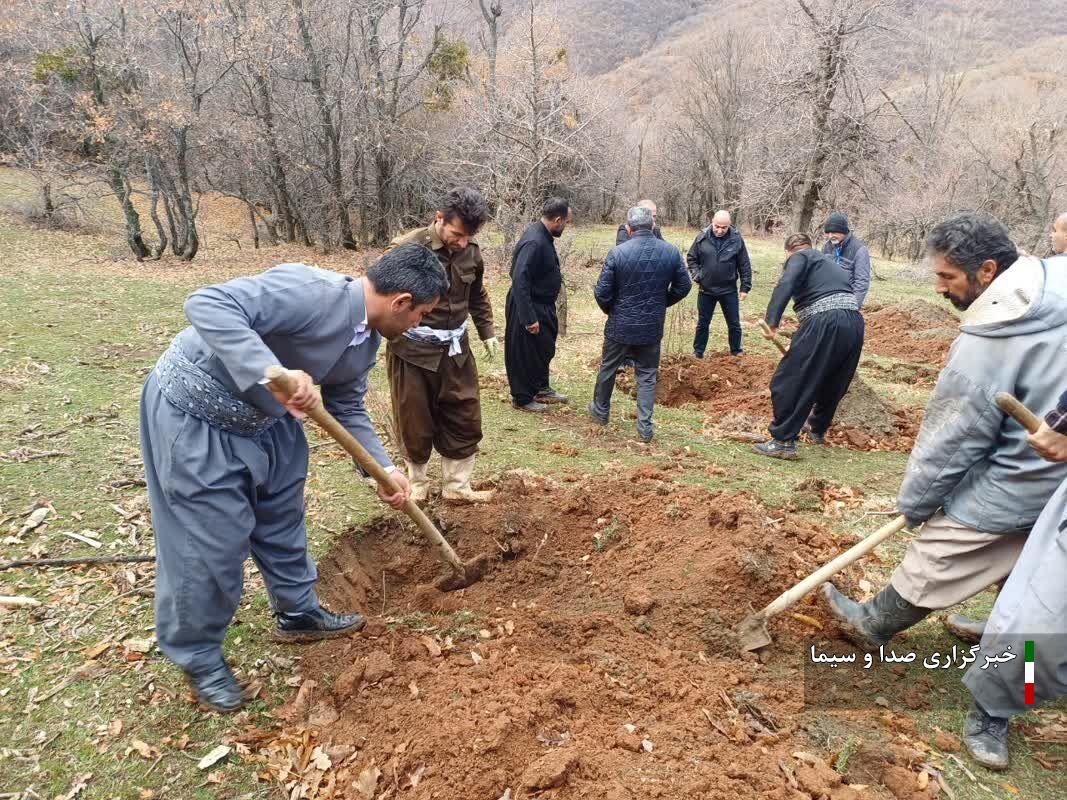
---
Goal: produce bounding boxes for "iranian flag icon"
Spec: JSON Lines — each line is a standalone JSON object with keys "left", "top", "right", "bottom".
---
{"left": 1025, "top": 640, "right": 1035, "bottom": 705}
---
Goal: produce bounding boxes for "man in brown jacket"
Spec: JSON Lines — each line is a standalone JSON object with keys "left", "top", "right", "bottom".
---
{"left": 386, "top": 187, "right": 496, "bottom": 502}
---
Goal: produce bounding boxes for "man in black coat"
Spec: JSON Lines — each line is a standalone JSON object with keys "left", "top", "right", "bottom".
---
{"left": 505, "top": 197, "right": 572, "bottom": 412}
{"left": 590, "top": 206, "right": 691, "bottom": 443}
{"left": 615, "top": 199, "right": 663, "bottom": 245}
{"left": 754, "top": 233, "right": 864, "bottom": 460}
{"left": 687, "top": 210, "right": 752, "bottom": 357}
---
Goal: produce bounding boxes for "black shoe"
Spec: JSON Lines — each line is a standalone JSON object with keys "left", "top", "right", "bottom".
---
{"left": 752, "top": 438, "right": 798, "bottom": 460}
{"left": 535, "top": 388, "right": 569, "bottom": 405}
{"left": 731, "top": 351, "right": 744, "bottom": 357}
{"left": 693, "top": 352, "right": 704, "bottom": 359}
{"left": 512, "top": 399, "right": 550, "bottom": 413}
{"left": 274, "top": 606, "right": 366, "bottom": 643}
{"left": 587, "top": 402, "right": 608, "bottom": 426}
{"left": 638, "top": 430, "right": 653, "bottom": 444}
{"left": 963, "top": 702, "right": 1010, "bottom": 771}
{"left": 944, "top": 613, "right": 987, "bottom": 645}
{"left": 184, "top": 662, "right": 245, "bottom": 713}
{"left": 822, "top": 583, "right": 932, "bottom": 649}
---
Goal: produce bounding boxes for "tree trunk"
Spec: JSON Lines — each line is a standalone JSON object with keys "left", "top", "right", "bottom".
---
{"left": 108, "top": 166, "right": 149, "bottom": 260}
{"left": 252, "top": 71, "right": 298, "bottom": 243}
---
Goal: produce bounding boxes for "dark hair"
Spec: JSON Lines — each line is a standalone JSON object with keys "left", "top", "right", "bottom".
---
{"left": 927, "top": 212, "right": 1017, "bottom": 277}
{"left": 440, "top": 187, "right": 490, "bottom": 233}
{"left": 367, "top": 244, "right": 450, "bottom": 305}
{"left": 784, "top": 233, "right": 812, "bottom": 249}
{"left": 542, "top": 197, "right": 570, "bottom": 220}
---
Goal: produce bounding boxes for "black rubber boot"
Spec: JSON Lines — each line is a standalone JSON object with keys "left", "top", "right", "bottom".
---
{"left": 802, "top": 419, "right": 826, "bottom": 444}
{"left": 822, "top": 583, "right": 932, "bottom": 649}
{"left": 185, "top": 662, "right": 244, "bottom": 713}
{"left": 944, "top": 613, "right": 987, "bottom": 645}
{"left": 753, "top": 438, "right": 799, "bottom": 460}
{"left": 963, "top": 701, "right": 1010, "bottom": 771}
{"left": 274, "top": 606, "right": 366, "bottom": 643}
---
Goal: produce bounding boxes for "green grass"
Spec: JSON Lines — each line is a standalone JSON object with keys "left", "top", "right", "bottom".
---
{"left": 0, "top": 172, "right": 1063, "bottom": 799}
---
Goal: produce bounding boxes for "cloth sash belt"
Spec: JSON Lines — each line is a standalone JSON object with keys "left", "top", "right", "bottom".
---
{"left": 154, "top": 338, "right": 278, "bottom": 437}
{"left": 402, "top": 320, "right": 468, "bottom": 357}
{"left": 795, "top": 292, "right": 858, "bottom": 325}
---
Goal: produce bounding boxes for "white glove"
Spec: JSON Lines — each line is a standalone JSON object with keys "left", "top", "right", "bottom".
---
{"left": 482, "top": 336, "right": 499, "bottom": 360}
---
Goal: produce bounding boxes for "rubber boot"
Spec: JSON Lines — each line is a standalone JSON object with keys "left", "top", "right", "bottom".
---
{"left": 406, "top": 460, "right": 430, "bottom": 502}
{"left": 963, "top": 701, "right": 1010, "bottom": 771}
{"left": 441, "top": 455, "right": 494, "bottom": 503}
{"left": 822, "top": 582, "right": 932, "bottom": 649}
{"left": 944, "top": 613, "right": 987, "bottom": 645}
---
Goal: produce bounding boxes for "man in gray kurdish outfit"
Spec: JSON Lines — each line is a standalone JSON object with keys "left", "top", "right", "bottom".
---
{"left": 589, "top": 206, "right": 691, "bottom": 442}
{"left": 140, "top": 245, "right": 447, "bottom": 712}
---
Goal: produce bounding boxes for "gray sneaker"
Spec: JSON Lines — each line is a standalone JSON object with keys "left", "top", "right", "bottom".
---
{"left": 513, "top": 400, "right": 550, "bottom": 413}
{"left": 963, "top": 702, "right": 1010, "bottom": 771}
{"left": 752, "top": 438, "right": 799, "bottom": 460}
{"left": 535, "top": 388, "right": 569, "bottom": 404}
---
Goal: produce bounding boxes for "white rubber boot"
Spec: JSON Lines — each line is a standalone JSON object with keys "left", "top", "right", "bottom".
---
{"left": 441, "top": 455, "right": 494, "bottom": 503}
{"left": 406, "top": 460, "right": 431, "bottom": 502}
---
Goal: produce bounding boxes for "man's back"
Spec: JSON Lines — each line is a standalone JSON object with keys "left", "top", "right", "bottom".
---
{"left": 595, "top": 232, "right": 691, "bottom": 345}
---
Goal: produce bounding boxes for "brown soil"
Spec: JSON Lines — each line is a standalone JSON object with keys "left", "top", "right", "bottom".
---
{"left": 863, "top": 300, "right": 958, "bottom": 365}
{"left": 250, "top": 469, "right": 930, "bottom": 799}
{"left": 634, "top": 353, "right": 918, "bottom": 453}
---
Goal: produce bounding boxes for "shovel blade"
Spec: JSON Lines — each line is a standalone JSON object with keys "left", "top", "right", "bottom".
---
{"left": 433, "top": 553, "right": 492, "bottom": 592}
{"left": 736, "top": 613, "right": 772, "bottom": 652}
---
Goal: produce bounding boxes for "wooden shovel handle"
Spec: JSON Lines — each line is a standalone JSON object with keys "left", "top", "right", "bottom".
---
{"left": 265, "top": 367, "right": 466, "bottom": 575}
{"left": 759, "top": 515, "right": 908, "bottom": 620}
{"left": 759, "top": 319, "right": 789, "bottom": 356}
{"left": 994, "top": 392, "right": 1042, "bottom": 434}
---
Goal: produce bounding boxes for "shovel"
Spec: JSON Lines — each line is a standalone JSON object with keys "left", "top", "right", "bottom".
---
{"left": 758, "top": 319, "right": 789, "bottom": 356}
{"left": 266, "top": 367, "right": 490, "bottom": 591}
{"left": 994, "top": 392, "right": 1041, "bottom": 434}
{"left": 736, "top": 514, "right": 908, "bottom": 651}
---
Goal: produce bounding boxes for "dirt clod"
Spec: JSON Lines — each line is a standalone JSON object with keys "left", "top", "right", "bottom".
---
{"left": 623, "top": 588, "right": 656, "bottom": 615}
{"left": 521, "top": 749, "right": 579, "bottom": 790}
{"left": 362, "top": 651, "right": 394, "bottom": 684}
{"left": 332, "top": 662, "right": 365, "bottom": 699}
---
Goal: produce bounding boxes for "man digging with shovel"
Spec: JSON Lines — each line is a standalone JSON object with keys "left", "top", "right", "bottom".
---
{"left": 824, "top": 212, "right": 1067, "bottom": 661}
{"left": 140, "top": 246, "right": 448, "bottom": 712}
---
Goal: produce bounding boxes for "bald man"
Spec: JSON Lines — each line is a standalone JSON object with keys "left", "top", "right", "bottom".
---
{"left": 687, "top": 210, "right": 752, "bottom": 357}
{"left": 616, "top": 199, "right": 663, "bottom": 245}
{"left": 1051, "top": 212, "right": 1067, "bottom": 255}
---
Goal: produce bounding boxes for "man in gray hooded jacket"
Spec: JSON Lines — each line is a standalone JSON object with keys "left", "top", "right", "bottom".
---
{"left": 824, "top": 212, "right": 1067, "bottom": 650}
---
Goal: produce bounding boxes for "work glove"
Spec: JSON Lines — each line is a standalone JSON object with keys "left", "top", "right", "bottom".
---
{"left": 482, "top": 336, "right": 499, "bottom": 360}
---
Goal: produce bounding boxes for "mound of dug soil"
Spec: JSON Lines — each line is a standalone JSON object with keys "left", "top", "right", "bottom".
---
{"left": 639, "top": 354, "right": 918, "bottom": 452}
{"left": 250, "top": 469, "right": 939, "bottom": 799}
{"left": 864, "top": 299, "right": 958, "bottom": 365}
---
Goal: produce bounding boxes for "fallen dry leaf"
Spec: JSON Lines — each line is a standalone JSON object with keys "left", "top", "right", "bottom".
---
{"left": 406, "top": 764, "right": 426, "bottom": 788}
{"left": 197, "top": 744, "right": 231, "bottom": 770}
{"left": 470, "top": 650, "right": 483, "bottom": 665}
{"left": 354, "top": 763, "right": 381, "bottom": 798}
{"left": 310, "top": 745, "right": 332, "bottom": 771}
{"left": 57, "top": 772, "right": 92, "bottom": 800}
{"left": 107, "top": 719, "right": 123, "bottom": 737}
{"left": 420, "top": 636, "right": 441, "bottom": 657}
{"left": 130, "top": 739, "right": 155, "bottom": 759}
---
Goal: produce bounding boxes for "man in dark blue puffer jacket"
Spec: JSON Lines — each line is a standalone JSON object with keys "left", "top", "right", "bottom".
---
{"left": 589, "top": 206, "right": 691, "bottom": 442}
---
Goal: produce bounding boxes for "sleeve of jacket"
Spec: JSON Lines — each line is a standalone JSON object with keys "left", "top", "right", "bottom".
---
{"left": 594, "top": 250, "right": 618, "bottom": 314}
{"left": 666, "top": 247, "right": 692, "bottom": 307}
{"left": 764, "top": 253, "right": 807, "bottom": 327}
{"left": 321, "top": 361, "right": 393, "bottom": 471}
{"left": 686, "top": 238, "right": 702, "bottom": 283}
{"left": 615, "top": 224, "right": 628, "bottom": 246}
{"left": 896, "top": 362, "right": 1000, "bottom": 527}
{"left": 738, "top": 239, "right": 753, "bottom": 294}
{"left": 654, "top": 226, "right": 664, "bottom": 240}
{"left": 509, "top": 241, "right": 539, "bottom": 327}
{"left": 468, "top": 249, "right": 495, "bottom": 340}
{"left": 853, "top": 245, "right": 872, "bottom": 308}
{"left": 182, "top": 266, "right": 324, "bottom": 392}
{"left": 1044, "top": 389, "right": 1067, "bottom": 434}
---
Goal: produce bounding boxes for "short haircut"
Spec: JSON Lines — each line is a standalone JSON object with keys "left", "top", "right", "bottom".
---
{"left": 785, "top": 233, "right": 812, "bottom": 249}
{"left": 542, "top": 197, "right": 570, "bottom": 220}
{"left": 440, "top": 186, "right": 490, "bottom": 233}
{"left": 367, "top": 243, "right": 450, "bottom": 305}
{"left": 627, "top": 206, "right": 654, "bottom": 230}
{"left": 927, "top": 212, "right": 1017, "bottom": 277}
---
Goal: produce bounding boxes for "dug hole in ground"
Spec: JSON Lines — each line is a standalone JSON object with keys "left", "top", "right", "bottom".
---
{"left": 238, "top": 467, "right": 951, "bottom": 800}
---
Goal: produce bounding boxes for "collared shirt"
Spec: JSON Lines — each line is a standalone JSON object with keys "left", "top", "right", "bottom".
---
{"left": 350, "top": 307, "right": 370, "bottom": 347}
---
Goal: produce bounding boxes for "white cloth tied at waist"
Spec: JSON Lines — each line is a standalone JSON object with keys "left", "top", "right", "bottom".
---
{"left": 402, "top": 320, "right": 468, "bottom": 356}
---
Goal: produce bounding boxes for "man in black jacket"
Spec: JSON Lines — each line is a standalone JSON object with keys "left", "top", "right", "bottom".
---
{"left": 615, "top": 199, "right": 663, "bottom": 245}
{"left": 505, "top": 197, "right": 572, "bottom": 412}
{"left": 590, "top": 206, "right": 691, "bottom": 442}
{"left": 754, "top": 233, "right": 864, "bottom": 459}
{"left": 688, "top": 210, "right": 752, "bottom": 357}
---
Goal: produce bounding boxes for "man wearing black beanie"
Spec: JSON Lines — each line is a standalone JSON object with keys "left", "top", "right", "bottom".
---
{"left": 822, "top": 212, "right": 872, "bottom": 308}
